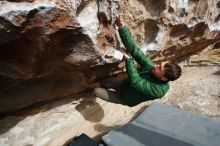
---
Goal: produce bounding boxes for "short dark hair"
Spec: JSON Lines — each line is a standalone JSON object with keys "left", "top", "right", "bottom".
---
{"left": 164, "top": 62, "right": 182, "bottom": 81}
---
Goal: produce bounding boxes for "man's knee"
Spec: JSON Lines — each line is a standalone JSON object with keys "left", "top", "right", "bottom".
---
{"left": 93, "top": 87, "right": 108, "bottom": 98}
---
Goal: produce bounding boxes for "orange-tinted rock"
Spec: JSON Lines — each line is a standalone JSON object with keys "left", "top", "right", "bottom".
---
{"left": 0, "top": 4, "right": 103, "bottom": 114}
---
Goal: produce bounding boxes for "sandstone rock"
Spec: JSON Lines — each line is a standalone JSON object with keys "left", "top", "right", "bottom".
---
{"left": 141, "top": 0, "right": 166, "bottom": 17}
{"left": 0, "top": 1, "right": 103, "bottom": 114}
{"left": 118, "top": 0, "right": 220, "bottom": 55}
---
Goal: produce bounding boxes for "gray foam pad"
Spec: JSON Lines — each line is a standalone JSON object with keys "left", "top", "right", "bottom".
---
{"left": 101, "top": 103, "right": 220, "bottom": 146}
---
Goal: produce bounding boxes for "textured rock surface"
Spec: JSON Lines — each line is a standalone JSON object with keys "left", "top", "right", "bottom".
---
{"left": 0, "top": 0, "right": 220, "bottom": 115}
{"left": 117, "top": 0, "right": 220, "bottom": 60}
{"left": 0, "top": 49, "right": 219, "bottom": 146}
{"left": 0, "top": 1, "right": 101, "bottom": 114}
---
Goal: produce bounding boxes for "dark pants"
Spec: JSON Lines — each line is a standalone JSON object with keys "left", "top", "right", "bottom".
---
{"left": 93, "top": 77, "right": 126, "bottom": 104}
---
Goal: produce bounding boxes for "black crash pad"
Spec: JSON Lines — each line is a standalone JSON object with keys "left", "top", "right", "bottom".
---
{"left": 101, "top": 103, "right": 220, "bottom": 146}
{"left": 68, "top": 133, "right": 97, "bottom": 146}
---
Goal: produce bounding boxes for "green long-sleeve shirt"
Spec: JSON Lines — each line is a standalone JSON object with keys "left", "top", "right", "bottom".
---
{"left": 118, "top": 26, "right": 169, "bottom": 106}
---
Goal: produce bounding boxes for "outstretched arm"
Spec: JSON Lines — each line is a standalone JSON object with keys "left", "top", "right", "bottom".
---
{"left": 115, "top": 17, "right": 155, "bottom": 71}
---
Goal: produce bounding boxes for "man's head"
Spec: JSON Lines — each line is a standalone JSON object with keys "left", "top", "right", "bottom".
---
{"left": 152, "top": 61, "right": 182, "bottom": 81}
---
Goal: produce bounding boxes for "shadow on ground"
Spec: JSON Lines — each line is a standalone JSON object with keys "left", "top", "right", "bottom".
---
{"left": 75, "top": 96, "right": 104, "bottom": 123}
{"left": 0, "top": 90, "right": 98, "bottom": 135}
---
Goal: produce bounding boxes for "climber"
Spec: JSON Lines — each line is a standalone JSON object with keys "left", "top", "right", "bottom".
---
{"left": 93, "top": 17, "right": 182, "bottom": 107}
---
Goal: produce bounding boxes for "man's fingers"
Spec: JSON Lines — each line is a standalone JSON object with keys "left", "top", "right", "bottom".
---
{"left": 117, "top": 61, "right": 125, "bottom": 68}
{"left": 115, "top": 16, "right": 123, "bottom": 27}
{"left": 123, "top": 53, "right": 130, "bottom": 59}
{"left": 120, "top": 47, "right": 127, "bottom": 53}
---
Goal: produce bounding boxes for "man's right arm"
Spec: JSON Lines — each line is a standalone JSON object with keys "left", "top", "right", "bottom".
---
{"left": 118, "top": 26, "right": 154, "bottom": 71}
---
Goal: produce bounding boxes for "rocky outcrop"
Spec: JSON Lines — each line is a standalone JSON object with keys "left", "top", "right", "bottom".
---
{"left": 118, "top": 0, "right": 220, "bottom": 60}
{"left": 0, "top": 1, "right": 102, "bottom": 114}
{"left": 0, "top": 0, "right": 220, "bottom": 114}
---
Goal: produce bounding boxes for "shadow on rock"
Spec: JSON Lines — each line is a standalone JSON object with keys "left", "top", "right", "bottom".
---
{"left": 75, "top": 97, "right": 104, "bottom": 123}
{"left": 131, "top": 104, "right": 149, "bottom": 121}
{"left": 94, "top": 123, "right": 120, "bottom": 133}
{"left": 0, "top": 91, "right": 95, "bottom": 135}
{"left": 213, "top": 70, "right": 220, "bottom": 75}
{"left": 0, "top": 115, "right": 24, "bottom": 135}
{"left": 93, "top": 124, "right": 120, "bottom": 143}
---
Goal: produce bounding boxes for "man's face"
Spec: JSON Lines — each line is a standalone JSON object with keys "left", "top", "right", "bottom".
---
{"left": 152, "top": 61, "right": 170, "bottom": 81}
